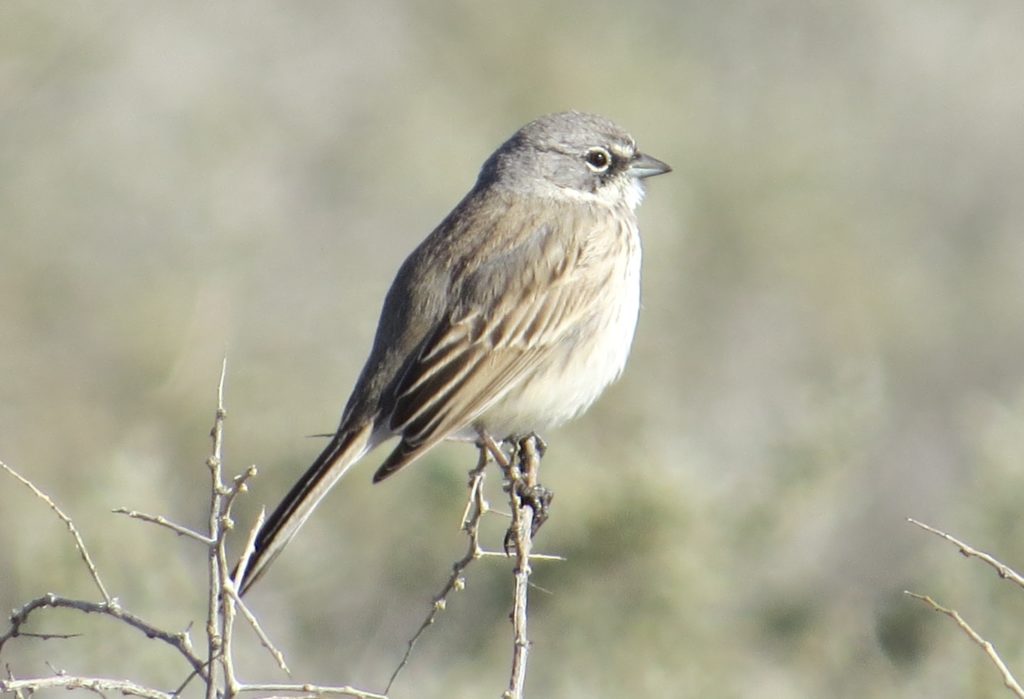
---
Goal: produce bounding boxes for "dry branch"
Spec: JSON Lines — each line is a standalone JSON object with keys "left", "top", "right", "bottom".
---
{"left": 908, "top": 518, "right": 1024, "bottom": 590}
{"left": 0, "top": 593, "right": 207, "bottom": 681}
{"left": 905, "top": 592, "right": 1024, "bottom": 698}
{"left": 1, "top": 675, "right": 176, "bottom": 699}
{"left": 385, "top": 444, "right": 492, "bottom": 693}
{"left": 2, "top": 359, "right": 563, "bottom": 698}
{"left": 0, "top": 461, "right": 111, "bottom": 603}
{"left": 907, "top": 518, "right": 1024, "bottom": 699}
{"left": 0, "top": 360, "right": 381, "bottom": 699}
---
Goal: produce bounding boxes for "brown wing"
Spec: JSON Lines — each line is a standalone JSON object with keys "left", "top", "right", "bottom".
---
{"left": 371, "top": 203, "right": 615, "bottom": 481}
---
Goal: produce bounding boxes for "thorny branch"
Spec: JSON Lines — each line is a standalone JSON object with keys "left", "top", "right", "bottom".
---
{"left": 1, "top": 674, "right": 176, "bottom": 699}
{"left": 385, "top": 444, "right": 492, "bottom": 694}
{"left": 387, "top": 432, "right": 561, "bottom": 698}
{"left": 0, "top": 461, "right": 111, "bottom": 603}
{"left": 908, "top": 518, "right": 1024, "bottom": 590}
{"left": 2, "top": 361, "right": 561, "bottom": 699}
{"left": 0, "top": 360, "right": 380, "bottom": 699}
{"left": 496, "top": 435, "right": 547, "bottom": 699}
{"left": 0, "top": 593, "right": 207, "bottom": 681}
{"left": 905, "top": 592, "right": 1024, "bottom": 699}
{"left": 907, "top": 518, "right": 1024, "bottom": 699}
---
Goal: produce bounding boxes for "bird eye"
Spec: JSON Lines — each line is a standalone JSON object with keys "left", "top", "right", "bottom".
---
{"left": 585, "top": 147, "right": 611, "bottom": 172}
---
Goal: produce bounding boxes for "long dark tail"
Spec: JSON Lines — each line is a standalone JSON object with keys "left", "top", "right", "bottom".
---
{"left": 237, "top": 422, "right": 374, "bottom": 594}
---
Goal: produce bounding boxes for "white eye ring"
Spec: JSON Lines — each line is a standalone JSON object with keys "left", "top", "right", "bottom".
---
{"left": 584, "top": 147, "right": 612, "bottom": 172}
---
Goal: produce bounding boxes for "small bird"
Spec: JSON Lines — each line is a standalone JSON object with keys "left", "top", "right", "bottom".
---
{"left": 239, "top": 111, "right": 670, "bottom": 593}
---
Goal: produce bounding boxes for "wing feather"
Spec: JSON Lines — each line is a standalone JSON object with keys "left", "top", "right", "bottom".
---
{"left": 374, "top": 197, "right": 618, "bottom": 480}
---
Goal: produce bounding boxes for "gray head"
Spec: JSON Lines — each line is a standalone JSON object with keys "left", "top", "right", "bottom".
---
{"left": 478, "top": 111, "right": 671, "bottom": 209}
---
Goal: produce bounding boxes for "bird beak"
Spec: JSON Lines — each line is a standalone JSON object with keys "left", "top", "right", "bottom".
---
{"left": 628, "top": 152, "right": 672, "bottom": 179}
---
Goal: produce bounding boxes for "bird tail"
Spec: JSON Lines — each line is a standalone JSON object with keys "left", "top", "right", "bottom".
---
{"left": 236, "top": 422, "right": 374, "bottom": 594}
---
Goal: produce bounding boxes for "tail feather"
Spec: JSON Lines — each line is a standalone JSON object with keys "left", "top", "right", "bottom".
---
{"left": 237, "top": 422, "right": 374, "bottom": 594}
{"left": 371, "top": 434, "right": 443, "bottom": 483}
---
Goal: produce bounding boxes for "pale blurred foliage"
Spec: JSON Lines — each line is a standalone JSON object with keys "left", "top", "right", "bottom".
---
{"left": 3, "top": 2, "right": 1024, "bottom": 697}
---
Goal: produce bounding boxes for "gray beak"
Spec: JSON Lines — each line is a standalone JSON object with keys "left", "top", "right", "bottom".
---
{"left": 628, "top": 152, "right": 672, "bottom": 179}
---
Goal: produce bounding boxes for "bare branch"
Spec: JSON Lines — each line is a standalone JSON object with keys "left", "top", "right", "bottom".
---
{"left": 112, "top": 507, "right": 213, "bottom": 545}
{"left": 230, "top": 507, "right": 265, "bottom": 597}
{"left": 234, "top": 682, "right": 387, "bottom": 698}
{"left": 224, "top": 464, "right": 260, "bottom": 522}
{"left": 500, "top": 435, "right": 545, "bottom": 699}
{"left": 0, "top": 461, "right": 111, "bottom": 603}
{"left": 385, "top": 446, "right": 491, "bottom": 693}
{"left": 2, "top": 360, "right": 384, "bottom": 699}
{"left": 221, "top": 508, "right": 291, "bottom": 677}
{"left": 0, "top": 675, "right": 175, "bottom": 699}
{"left": 385, "top": 434, "right": 564, "bottom": 696}
{"left": 231, "top": 590, "right": 290, "bottom": 675}
{"left": 208, "top": 362, "right": 294, "bottom": 693}
{"left": 204, "top": 357, "right": 229, "bottom": 699}
{"left": 480, "top": 432, "right": 511, "bottom": 469}
{"left": 3, "top": 666, "right": 28, "bottom": 699}
{"left": 908, "top": 518, "right": 1024, "bottom": 590}
{"left": 10, "top": 631, "right": 82, "bottom": 640}
{"left": 905, "top": 592, "right": 1024, "bottom": 698}
{"left": 477, "top": 550, "right": 565, "bottom": 562}
{"left": 0, "top": 594, "right": 206, "bottom": 680}
{"left": 219, "top": 514, "right": 243, "bottom": 695}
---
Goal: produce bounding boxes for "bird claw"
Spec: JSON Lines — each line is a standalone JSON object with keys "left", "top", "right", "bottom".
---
{"left": 503, "top": 482, "right": 554, "bottom": 554}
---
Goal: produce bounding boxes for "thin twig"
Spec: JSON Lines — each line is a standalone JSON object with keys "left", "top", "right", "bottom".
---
{"left": 231, "top": 507, "right": 266, "bottom": 597}
{"left": 0, "top": 461, "right": 111, "bottom": 603}
{"left": 224, "top": 465, "right": 260, "bottom": 528}
{"left": 219, "top": 470, "right": 265, "bottom": 693}
{"left": 477, "top": 551, "right": 565, "bottom": 562}
{"left": 10, "top": 631, "right": 82, "bottom": 640}
{"left": 501, "top": 436, "right": 542, "bottom": 699}
{"left": 480, "top": 433, "right": 511, "bottom": 470}
{"left": 205, "top": 357, "right": 229, "bottom": 699}
{"left": 0, "top": 675, "right": 175, "bottom": 699}
{"left": 385, "top": 447, "right": 491, "bottom": 694}
{"left": 3, "top": 666, "right": 28, "bottom": 699}
{"left": 2, "top": 359, "right": 399, "bottom": 699}
{"left": 905, "top": 592, "right": 1024, "bottom": 698}
{"left": 231, "top": 590, "right": 291, "bottom": 675}
{"left": 908, "top": 518, "right": 1024, "bottom": 590}
{"left": 112, "top": 508, "right": 213, "bottom": 544}
{"left": 0, "top": 594, "right": 206, "bottom": 680}
{"left": 234, "top": 682, "right": 387, "bottom": 698}
{"left": 218, "top": 507, "right": 242, "bottom": 695}
{"left": 222, "top": 508, "right": 291, "bottom": 676}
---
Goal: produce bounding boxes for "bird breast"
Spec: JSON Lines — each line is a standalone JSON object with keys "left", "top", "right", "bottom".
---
{"left": 476, "top": 212, "right": 642, "bottom": 437}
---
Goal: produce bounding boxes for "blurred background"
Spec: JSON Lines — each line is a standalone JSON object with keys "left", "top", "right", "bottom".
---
{"left": 3, "top": 2, "right": 1024, "bottom": 697}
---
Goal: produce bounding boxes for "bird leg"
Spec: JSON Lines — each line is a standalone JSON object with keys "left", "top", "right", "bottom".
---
{"left": 515, "top": 434, "right": 552, "bottom": 535}
{"left": 498, "top": 434, "right": 553, "bottom": 554}
{"left": 473, "top": 430, "right": 553, "bottom": 551}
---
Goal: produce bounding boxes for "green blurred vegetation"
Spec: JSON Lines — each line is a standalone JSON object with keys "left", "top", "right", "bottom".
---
{"left": 3, "top": 2, "right": 1024, "bottom": 697}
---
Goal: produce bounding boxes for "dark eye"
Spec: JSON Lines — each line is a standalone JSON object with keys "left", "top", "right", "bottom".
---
{"left": 585, "top": 147, "right": 611, "bottom": 172}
